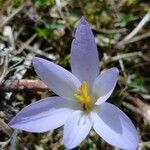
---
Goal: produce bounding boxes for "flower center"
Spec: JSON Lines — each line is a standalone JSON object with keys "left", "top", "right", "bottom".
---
{"left": 74, "top": 81, "right": 91, "bottom": 111}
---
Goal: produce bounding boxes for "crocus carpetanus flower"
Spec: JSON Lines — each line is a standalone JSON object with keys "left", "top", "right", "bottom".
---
{"left": 9, "top": 17, "right": 139, "bottom": 150}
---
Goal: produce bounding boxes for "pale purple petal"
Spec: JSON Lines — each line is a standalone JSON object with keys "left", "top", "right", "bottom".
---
{"left": 32, "top": 57, "right": 81, "bottom": 100}
{"left": 92, "top": 102, "right": 139, "bottom": 150}
{"left": 92, "top": 68, "right": 119, "bottom": 105}
{"left": 71, "top": 17, "right": 99, "bottom": 89}
{"left": 63, "top": 110, "right": 92, "bottom": 149}
{"left": 9, "top": 97, "right": 76, "bottom": 133}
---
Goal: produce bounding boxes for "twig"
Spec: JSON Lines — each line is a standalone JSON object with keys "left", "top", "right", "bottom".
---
{"left": 15, "top": 34, "right": 37, "bottom": 55}
{"left": 138, "top": 141, "right": 150, "bottom": 150}
{"left": 0, "top": 0, "right": 11, "bottom": 16}
{"left": 0, "top": 119, "right": 13, "bottom": 136}
{"left": 26, "top": 44, "right": 56, "bottom": 60}
{"left": 118, "top": 58, "right": 127, "bottom": 78}
{"left": 3, "top": 26, "right": 15, "bottom": 50}
{"left": 117, "top": 12, "right": 150, "bottom": 46}
{"left": 9, "top": 130, "right": 18, "bottom": 150}
{"left": 93, "top": 26, "right": 126, "bottom": 34}
{"left": 1, "top": 79, "right": 48, "bottom": 92}
{"left": 123, "top": 31, "right": 150, "bottom": 44}
{"left": 0, "top": 56, "right": 9, "bottom": 85}
{"left": 0, "top": 140, "right": 10, "bottom": 150}
{"left": 5, "top": 53, "right": 34, "bottom": 100}
{"left": 123, "top": 92, "right": 150, "bottom": 123}
{"left": 103, "top": 51, "right": 142, "bottom": 63}
{"left": 10, "top": 54, "right": 33, "bottom": 79}
{"left": 55, "top": 0, "right": 73, "bottom": 34}
{"left": 122, "top": 102, "right": 141, "bottom": 114}
{"left": 0, "top": 4, "right": 25, "bottom": 28}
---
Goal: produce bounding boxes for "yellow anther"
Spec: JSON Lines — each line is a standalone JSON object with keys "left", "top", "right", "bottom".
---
{"left": 74, "top": 94, "right": 84, "bottom": 103}
{"left": 74, "top": 81, "right": 91, "bottom": 111}
{"left": 83, "top": 81, "right": 88, "bottom": 95}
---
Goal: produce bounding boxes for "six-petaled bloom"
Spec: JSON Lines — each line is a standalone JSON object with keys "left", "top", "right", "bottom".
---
{"left": 9, "top": 17, "right": 139, "bottom": 150}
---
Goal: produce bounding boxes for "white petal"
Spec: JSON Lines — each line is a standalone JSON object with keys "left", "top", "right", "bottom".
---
{"left": 9, "top": 97, "right": 76, "bottom": 133}
{"left": 92, "top": 68, "right": 119, "bottom": 105}
{"left": 71, "top": 17, "right": 99, "bottom": 89}
{"left": 63, "top": 111, "right": 92, "bottom": 149}
{"left": 32, "top": 57, "right": 81, "bottom": 100}
{"left": 92, "top": 102, "right": 139, "bottom": 150}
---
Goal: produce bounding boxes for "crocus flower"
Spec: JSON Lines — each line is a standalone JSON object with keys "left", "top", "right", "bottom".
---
{"left": 9, "top": 17, "right": 139, "bottom": 150}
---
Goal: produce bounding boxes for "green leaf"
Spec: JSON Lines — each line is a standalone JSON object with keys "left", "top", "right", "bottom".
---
{"left": 34, "top": 0, "right": 55, "bottom": 8}
{"left": 46, "top": 23, "right": 65, "bottom": 30}
{"left": 35, "top": 27, "right": 50, "bottom": 38}
{"left": 120, "top": 14, "right": 134, "bottom": 27}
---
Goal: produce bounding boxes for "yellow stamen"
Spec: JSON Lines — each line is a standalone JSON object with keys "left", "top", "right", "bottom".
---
{"left": 74, "top": 81, "right": 91, "bottom": 111}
